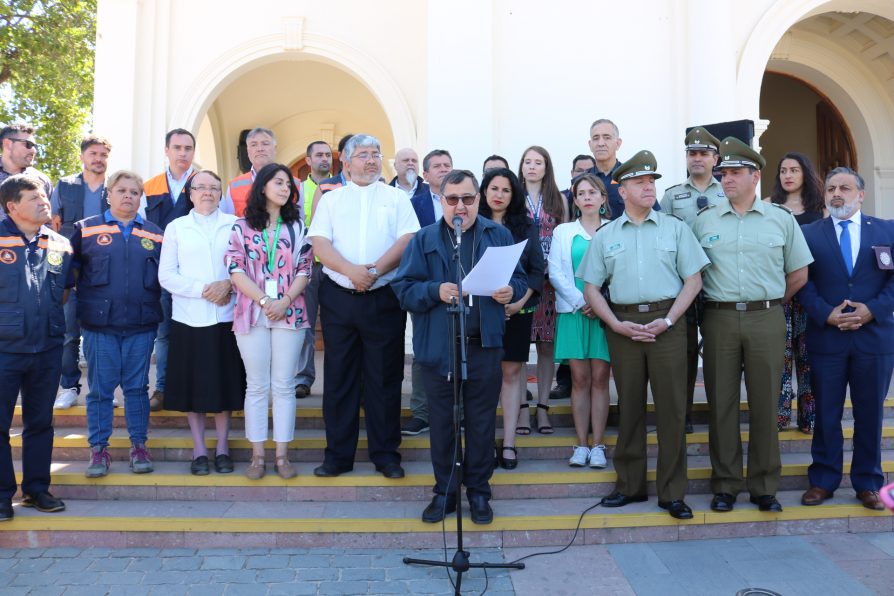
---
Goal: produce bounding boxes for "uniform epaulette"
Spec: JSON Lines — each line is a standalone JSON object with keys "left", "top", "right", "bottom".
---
{"left": 665, "top": 183, "right": 684, "bottom": 191}
{"left": 696, "top": 204, "right": 715, "bottom": 216}
{"left": 665, "top": 213, "right": 684, "bottom": 222}
{"left": 772, "top": 203, "right": 793, "bottom": 214}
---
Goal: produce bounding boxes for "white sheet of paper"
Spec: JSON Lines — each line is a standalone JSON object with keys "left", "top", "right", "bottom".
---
{"left": 461, "top": 240, "right": 527, "bottom": 296}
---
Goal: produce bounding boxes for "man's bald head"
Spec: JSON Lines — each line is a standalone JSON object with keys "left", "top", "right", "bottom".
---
{"left": 394, "top": 148, "right": 420, "bottom": 186}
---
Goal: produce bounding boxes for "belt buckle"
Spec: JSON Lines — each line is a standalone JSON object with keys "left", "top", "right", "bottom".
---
{"left": 637, "top": 304, "right": 650, "bottom": 313}
{"left": 763, "top": 300, "right": 770, "bottom": 309}
{"left": 735, "top": 302, "right": 747, "bottom": 311}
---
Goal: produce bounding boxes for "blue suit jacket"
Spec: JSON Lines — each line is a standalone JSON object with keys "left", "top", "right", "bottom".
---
{"left": 798, "top": 215, "right": 894, "bottom": 354}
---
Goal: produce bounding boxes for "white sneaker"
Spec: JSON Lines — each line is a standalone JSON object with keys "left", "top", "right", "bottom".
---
{"left": 569, "top": 445, "right": 590, "bottom": 467}
{"left": 112, "top": 395, "right": 121, "bottom": 408}
{"left": 589, "top": 444, "right": 607, "bottom": 468}
{"left": 53, "top": 387, "right": 78, "bottom": 410}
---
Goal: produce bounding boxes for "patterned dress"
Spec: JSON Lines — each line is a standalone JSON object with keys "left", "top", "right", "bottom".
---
{"left": 531, "top": 211, "right": 559, "bottom": 342}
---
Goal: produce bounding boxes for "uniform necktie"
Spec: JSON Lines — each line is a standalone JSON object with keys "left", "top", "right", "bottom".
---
{"left": 839, "top": 220, "right": 853, "bottom": 276}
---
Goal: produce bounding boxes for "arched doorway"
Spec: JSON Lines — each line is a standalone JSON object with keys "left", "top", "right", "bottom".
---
{"left": 194, "top": 59, "right": 394, "bottom": 184}
{"left": 759, "top": 72, "right": 857, "bottom": 184}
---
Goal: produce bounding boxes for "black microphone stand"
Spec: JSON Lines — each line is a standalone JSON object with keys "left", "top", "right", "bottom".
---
{"left": 404, "top": 216, "right": 524, "bottom": 594}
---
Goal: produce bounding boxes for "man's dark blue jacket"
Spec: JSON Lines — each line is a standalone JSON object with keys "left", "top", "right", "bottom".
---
{"left": 392, "top": 216, "right": 527, "bottom": 377}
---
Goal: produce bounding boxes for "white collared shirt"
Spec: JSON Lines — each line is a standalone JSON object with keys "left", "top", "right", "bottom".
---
{"left": 430, "top": 190, "right": 444, "bottom": 221}
{"left": 308, "top": 181, "right": 420, "bottom": 289}
{"left": 832, "top": 210, "right": 861, "bottom": 269}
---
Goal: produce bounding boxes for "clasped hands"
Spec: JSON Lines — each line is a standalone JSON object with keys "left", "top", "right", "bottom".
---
{"left": 612, "top": 317, "right": 671, "bottom": 342}
{"left": 347, "top": 263, "right": 378, "bottom": 292}
{"left": 439, "top": 283, "right": 513, "bottom": 305}
{"left": 827, "top": 299, "right": 873, "bottom": 331}
{"left": 201, "top": 280, "right": 232, "bottom": 306}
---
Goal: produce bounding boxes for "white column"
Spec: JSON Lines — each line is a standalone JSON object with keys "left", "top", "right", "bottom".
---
{"left": 873, "top": 167, "right": 894, "bottom": 219}
{"left": 425, "top": 0, "right": 494, "bottom": 170}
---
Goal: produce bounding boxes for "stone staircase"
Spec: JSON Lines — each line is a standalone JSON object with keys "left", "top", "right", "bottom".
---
{"left": 3, "top": 361, "right": 892, "bottom": 548}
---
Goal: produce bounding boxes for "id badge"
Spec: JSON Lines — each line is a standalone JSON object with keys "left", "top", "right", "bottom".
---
{"left": 873, "top": 246, "right": 893, "bottom": 270}
{"left": 265, "top": 278, "right": 278, "bottom": 298}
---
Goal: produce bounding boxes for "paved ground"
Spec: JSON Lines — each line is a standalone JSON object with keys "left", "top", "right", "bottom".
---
{"left": 1, "top": 532, "right": 892, "bottom": 595}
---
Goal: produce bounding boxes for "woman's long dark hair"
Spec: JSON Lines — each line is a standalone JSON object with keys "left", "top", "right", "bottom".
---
{"left": 244, "top": 163, "right": 301, "bottom": 231}
{"left": 769, "top": 152, "right": 824, "bottom": 214}
{"left": 478, "top": 167, "right": 534, "bottom": 242}
{"left": 517, "top": 145, "right": 566, "bottom": 224}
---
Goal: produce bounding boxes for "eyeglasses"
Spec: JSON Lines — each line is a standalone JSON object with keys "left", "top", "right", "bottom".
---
{"left": 8, "top": 138, "right": 38, "bottom": 151}
{"left": 351, "top": 152, "right": 383, "bottom": 162}
{"left": 696, "top": 195, "right": 708, "bottom": 209}
{"left": 444, "top": 194, "right": 477, "bottom": 206}
{"left": 191, "top": 185, "right": 222, "bottom": 194}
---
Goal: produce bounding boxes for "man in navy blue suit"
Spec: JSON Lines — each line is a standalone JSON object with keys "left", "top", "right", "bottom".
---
{"left": 799, "top": 167, "right": 894, "bottom": 511}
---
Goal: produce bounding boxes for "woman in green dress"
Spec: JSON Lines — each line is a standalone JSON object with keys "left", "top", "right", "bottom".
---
{"left": 548, "top": 173, "right": 612, "bottom": 468}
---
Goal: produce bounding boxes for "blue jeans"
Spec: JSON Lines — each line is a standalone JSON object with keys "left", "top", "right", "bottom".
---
{"left": 60, "top": 289, "right": 82, "bottom": 391}
{"left": 83, "top": 329, "right": 155, "bottom": 448}
{"left": 153, "top": 289, "right": 172, "bottom": 392}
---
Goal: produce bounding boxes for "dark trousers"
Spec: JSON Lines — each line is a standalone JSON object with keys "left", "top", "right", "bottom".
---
{"left": 319, "top": 277, "right": 405, "bottom": 470}
{"left": 702, "top": 306, "right": 785, "bottom": 497}
{"left": 684, "top": 311, "right": 699, "bottom": 416}
{"left": 606, "top": 309, "right": 688, "bottom": 502}
{"left": 0, "top": 346, "right": 62, "bottom": 499}
{"left": 421, "top": 343, "right": 502, "bottom": 499}
{"left": 808, "top": 349, "right": 893, "bottom": 493}
{"left": 61, "top": 288, "right": 82, "bottom": 390}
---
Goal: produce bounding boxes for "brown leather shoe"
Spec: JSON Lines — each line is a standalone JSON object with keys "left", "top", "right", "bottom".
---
{"left": 149, "top": 390, "right": 163, "bottom": 412}
{"left": 801, "top": 486, "right": 833, "bottom": 506}
{"left": 856, "top": 490, "right": 885, "bottom": 511}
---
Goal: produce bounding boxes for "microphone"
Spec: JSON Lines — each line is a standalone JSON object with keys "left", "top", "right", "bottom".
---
{"left": 452, "top": 216, "right": 463, "bottom": 246}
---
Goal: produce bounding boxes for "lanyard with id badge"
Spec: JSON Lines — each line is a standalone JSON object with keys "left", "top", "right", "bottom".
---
{"left": 263, "top": 218, "right": 282, "bottom": 298}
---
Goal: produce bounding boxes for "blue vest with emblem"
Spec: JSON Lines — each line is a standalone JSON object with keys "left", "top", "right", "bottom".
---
{"left": 72, "top": 214, "right": 164, "bottom": 335}
{"left": 56, "top": 172, "right": 110, "bottom": 239}
{"left": 0, "top": 219, "right": 72, "bottom": 353}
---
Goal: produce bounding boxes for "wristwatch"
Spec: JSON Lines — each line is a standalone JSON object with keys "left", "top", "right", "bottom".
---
{"left": 368, "top": 266, "right": 378, "bottom": 276}
{"left": 259, "top": 296, "right": 271, "bottom": 307}
{"left": 663, "top": 317, "right": 674, "bottom": 329}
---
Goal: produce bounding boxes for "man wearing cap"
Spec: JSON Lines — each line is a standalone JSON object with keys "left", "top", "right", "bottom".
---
{"left": 692, "top": 137, "right": 813, "bottom": 513}
{"left": 659, "top": 127, "right": 726, "bottom": 432}
{"left": 578, "top": 150, "right": 709, "bottom": 519}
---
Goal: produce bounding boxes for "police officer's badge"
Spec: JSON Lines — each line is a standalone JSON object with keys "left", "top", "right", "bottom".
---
{"left": 141, "top": 237, "right": 155, "bottom": 251}
{"left": 47, "top": 251, "right": 63, "bottom": 266}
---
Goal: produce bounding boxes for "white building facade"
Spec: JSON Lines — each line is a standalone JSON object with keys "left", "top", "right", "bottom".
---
{"left": 94, "top": 0, "right": 894, "bottom": 215}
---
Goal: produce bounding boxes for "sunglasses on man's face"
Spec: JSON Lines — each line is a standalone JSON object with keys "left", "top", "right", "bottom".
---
{"left": 8, "top": 138, "right": 38, "bottom": 151}
{"left": 444, "top": 194, "right": 477, "bottom": 206}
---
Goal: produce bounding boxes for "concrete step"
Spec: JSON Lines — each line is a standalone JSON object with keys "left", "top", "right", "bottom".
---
{"left": 21, "top": 451, "right": 894, "bottom": 503}
{"left": 0, "top": 491, "right": 890, "bottom": 549}
{"left": 31, "top": 398, "right": 894, "bottom": 431}
{"left": 13, "top": 421, "right": 894, "bottom": 463}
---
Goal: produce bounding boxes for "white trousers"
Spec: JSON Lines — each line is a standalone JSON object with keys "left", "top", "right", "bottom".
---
{"left": 235, "top": 325, "right": 305, "bottom": 443}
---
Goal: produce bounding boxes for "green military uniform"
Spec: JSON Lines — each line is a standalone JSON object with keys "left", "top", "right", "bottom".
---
{"left": 577, "top": 151, "right": 710, "bottom": 506}
{"left": 658, "top": 127, "right": 724, "bottom": 426}
{"left": 691, "top": 137, "right": 814, "bottom": 502}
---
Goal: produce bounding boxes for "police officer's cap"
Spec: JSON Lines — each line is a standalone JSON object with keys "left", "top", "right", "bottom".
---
{"left": 612, "top": 150, "right": 662, "bottom": 183}
{"left": 717, "top": 137, "right": 766, "bottom": 169}
{"left": 685, "top": 127, "right": 720, "bottom": 152}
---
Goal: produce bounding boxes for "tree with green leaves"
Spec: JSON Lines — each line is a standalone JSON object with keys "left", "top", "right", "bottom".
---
{"left": 0, "top": 1, "right": 97, "bottom": 181}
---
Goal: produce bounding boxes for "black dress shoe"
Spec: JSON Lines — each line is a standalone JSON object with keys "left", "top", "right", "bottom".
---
{"left": 190, "top": 455, "right": 210, "bottom": 476}
{"left": 214, "top": 453, "right": 234, "bottom": 474}
{"left": 422, "top": 495, "right": 457, "bottom": 523}
{"left": 21, "top": 491, "right": 65, "bottom": 512}
{"left": 658, "top": 500, "right": 694, "bottom": 520}
{"left": 313, "top": 463, "right": 348, "bottom": 477}
{"left": 685, "top": 416, "right": 694, "bottom": 434}
{"left": 468, "top": 494, "right": 493, "bottom": 525}
{"left": 0, "top": 498, "right": 12, "bottom": 521}
{"left": 710, "top": 493, "right": 735, "bottom": 512}
{"left": 601, "top": 491, "right": 648, "bottom": 508}
{"left": 750, "top": 494, "right": 783, "bottom": 512}
{"left": 376, "top": 463, "right": 405, "bottom": 479}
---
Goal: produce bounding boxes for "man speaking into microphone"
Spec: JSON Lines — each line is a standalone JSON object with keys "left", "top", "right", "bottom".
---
{"left": 393, "top": 169, "right": 527, "bottom": 525}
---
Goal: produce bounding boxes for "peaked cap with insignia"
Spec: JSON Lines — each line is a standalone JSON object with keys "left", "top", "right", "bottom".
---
{"left": 612, "top": 150, "right": 662, "bottom": 183}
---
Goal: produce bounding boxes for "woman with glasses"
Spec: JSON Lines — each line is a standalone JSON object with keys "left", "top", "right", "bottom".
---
{"left": 517, "top": 146, "right": 568, "bottom": 435}
{"left": 478, "top": 168, "right": 544, "bottom": 468}
{"left": 159, "top": 170, "right": 245, "bottom": 475}
{"left": 549, "top": 173, "right": 612, "bottom": 468}
{"left": 766, "top": 152, "right": 825, "bottom": 433}
{"left": 226, "top": 163, "right": 313, "bottom": 480}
